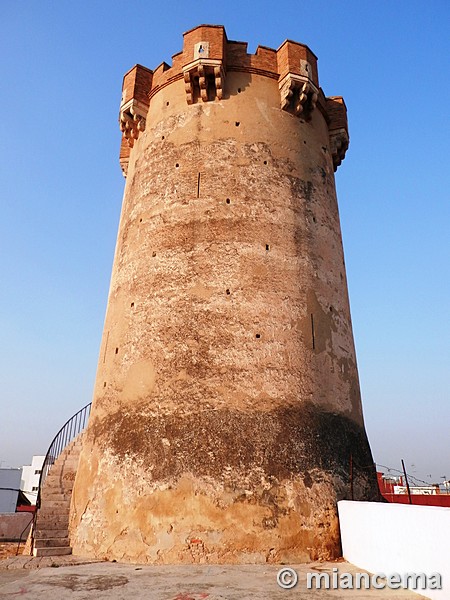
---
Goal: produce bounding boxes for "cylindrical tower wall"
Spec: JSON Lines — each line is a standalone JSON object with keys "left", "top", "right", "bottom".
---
{"left": 70, "top": 27, "right": 377, "bottom": 564}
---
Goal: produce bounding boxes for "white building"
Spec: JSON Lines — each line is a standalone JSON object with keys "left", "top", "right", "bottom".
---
{"left": 21, "top": 456, "right": 45, "bottom": 504}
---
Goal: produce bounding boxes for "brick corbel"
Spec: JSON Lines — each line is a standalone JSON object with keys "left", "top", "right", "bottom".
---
{"left": 329, "top": 128, "right": 349, "bottom": 171}
{"left": 279, "top": 73, "right": 319, "bottom": 120}
{"left": 119, "top": 99, "right": 149, "bottom": 148}
{"left": 183, "top": 59, "right": 226, "bottom": 104}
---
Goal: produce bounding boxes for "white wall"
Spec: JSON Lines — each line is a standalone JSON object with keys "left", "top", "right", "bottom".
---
{"left": 338, "top": 500, "right": 450, "bottom": 600}
{"left": 20, "top": 455, "right": 45, "bottom": 504}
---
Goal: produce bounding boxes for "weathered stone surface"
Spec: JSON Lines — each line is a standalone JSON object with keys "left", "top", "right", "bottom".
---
{"left": 70, "top": 26, "right": 377, "bottom": 564}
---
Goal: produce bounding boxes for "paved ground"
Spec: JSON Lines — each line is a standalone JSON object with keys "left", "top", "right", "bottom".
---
{"left": 0, "top": 557, "right": 428, "bottom": 599}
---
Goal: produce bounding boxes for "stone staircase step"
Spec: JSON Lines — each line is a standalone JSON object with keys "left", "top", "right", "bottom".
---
{"left": 45, "top": 472, "right": 77, "bottom": 480}
{"left": 43, "top": 486, "right": 74, "bottom": 495}
{"left": 36, "top": 520, "right": 70, "bottom": 529}
{"left": 40, "top": 483, "right": 67, "bottom": 490}
{"left": 37, "top": 509, "right": 71, "bottom": 517}
{"left": 43, "top": 476, "right": 64, "bottom": 485}
{"left": 41, "top": 500, "right": 71, "bottom": 509}
{"left": 36, "top": 517, "right": 69, "bottom": 535}
{"left": 35, "top": 529, "right": 68, "bottom": 539}
{"left": 36, "top": 509, "right": 69, "bottom": 518}
{"left": 41, "top": 492, "right": 71, "bottom": 501}
{"left": 33, "top": 546, "right": 72, "bottom": 557}
{"left": 36, "top": 511, "right": 69, "bottom": 519}
{"left": 31, "top": 430, "right": 87, "bottom": 557}
{"left": 34, "top": 537, "right": 71, "bottom": 548}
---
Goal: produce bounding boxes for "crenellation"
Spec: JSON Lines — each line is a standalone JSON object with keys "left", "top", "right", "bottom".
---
{"left": 150, "top": 61, "right": 171, "bottom": 87}
{"left": 326, "top": 97, "right": 349, "bottom": 170}
{"left": 250, "top": 45, "right": 279, "bottom": 72}
{"left": 326, "top": 96, "right": 348, "bottom": 131}
{"left": 119, "top": 64, "right": 152, "bottom": 154}
{"left": 121, "top": 64, "right": 153, "bottom": 108}
{"left": 277, "top": 40, "right": 319, "bottom": 86}
{"left": 182, "top": 24, "right": 227, "bottom": 63}
{"left": 118, "top": 26, "right": 345, "bottom": 171}
{"left": 226, "top": 40, "right": 249, "bottom": 63}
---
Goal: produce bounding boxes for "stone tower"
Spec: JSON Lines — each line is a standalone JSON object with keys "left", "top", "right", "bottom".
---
{"left": 70, "top": 25, "right": 377, "bottom": 564}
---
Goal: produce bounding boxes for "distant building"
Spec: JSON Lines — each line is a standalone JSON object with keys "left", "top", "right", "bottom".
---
{"left": 377, "top": 472, "right": 450, "bottom": 507}
{"left": 21, "top": 456, "right": 45, "bottom": 504}
{"left": 0, "top": 468, "right": 22, "bottom": 513}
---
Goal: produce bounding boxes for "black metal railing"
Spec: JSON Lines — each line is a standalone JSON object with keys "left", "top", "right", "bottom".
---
{"left": 28, "top": 402, "right": 92, "bottom": 554}
{"left": 16, "top": 513, "right": 34, "bottom": 555}
{"left": 36, "top": 402, "right": 92, "bottom": 510}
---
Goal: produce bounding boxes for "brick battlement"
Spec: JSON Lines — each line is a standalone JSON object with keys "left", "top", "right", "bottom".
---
{"left": 119, "top": 25, "right": 349, "bottom": 174}
{"left": 121, "top": 25, "right": 319, "bottom": 104}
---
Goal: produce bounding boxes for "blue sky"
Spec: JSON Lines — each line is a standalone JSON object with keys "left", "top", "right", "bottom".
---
{"left": 1, "top": 1, "right": 449, "bottom": 484}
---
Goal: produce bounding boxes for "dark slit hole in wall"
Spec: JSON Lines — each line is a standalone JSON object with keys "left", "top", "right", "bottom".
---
{"left": 311, "top": 314, "right": 315, "bottom": 350}
{"left": 192, "top": 76, "right": 200, "bottom": 103}
{"left": 191, "top": 75, "right": 216, "bottom": 103}
{"left": 207, "top": 74, "right": 216, "bottom": 101}
{"left": 103, "top": 331, "right": 110, "bottom": 364}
